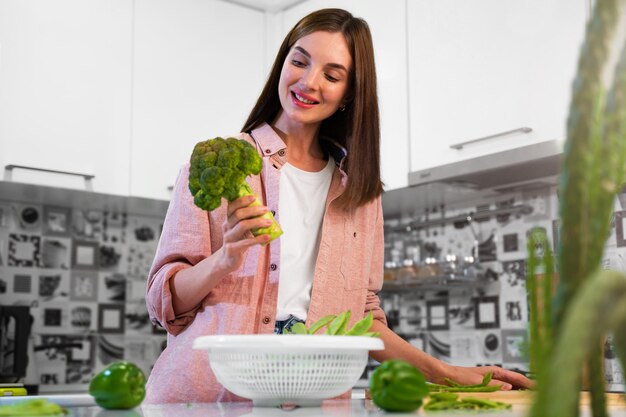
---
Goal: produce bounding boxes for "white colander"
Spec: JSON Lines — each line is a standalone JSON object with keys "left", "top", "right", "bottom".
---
{"left": 193, "top": 334, "right": 384, "bottom": 407}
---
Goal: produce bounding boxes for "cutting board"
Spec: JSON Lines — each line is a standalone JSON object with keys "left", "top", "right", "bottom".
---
{"left": 452, "top": 391, "right": 626, "bottom": 407}
{"left": 365, "top": 389, "right": 626, "bottom": 407}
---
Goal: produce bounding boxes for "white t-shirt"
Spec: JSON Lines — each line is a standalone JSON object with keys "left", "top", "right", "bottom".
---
{"left": 275, "top": 157, "right": 335, "bottom": 321}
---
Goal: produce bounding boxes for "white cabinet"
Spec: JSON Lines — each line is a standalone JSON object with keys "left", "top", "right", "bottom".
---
{"left": 129, "top": 0, "right": 266, "bottom": 200}
{"left": 407, "top": 0, "right": 587, "bottom": 173}
{"left": 0, "top": 0, "right": 133, "bottom": 194}
{"left": 278, "top": 0, "right": 410, "bottom": 191}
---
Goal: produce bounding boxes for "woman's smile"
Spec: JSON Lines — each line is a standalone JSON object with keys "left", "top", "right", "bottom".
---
{"left": 291, "top": 90, "right": 319, "bottom": 107}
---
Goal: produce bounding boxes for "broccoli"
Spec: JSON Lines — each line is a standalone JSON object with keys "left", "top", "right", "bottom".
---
{"left": 188, "top": 137, "right": 283, "bottom": 242}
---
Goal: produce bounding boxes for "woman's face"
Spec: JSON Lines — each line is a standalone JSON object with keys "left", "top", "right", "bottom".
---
{"left": 276, "top": 30, "right": 353, "bottom": 129}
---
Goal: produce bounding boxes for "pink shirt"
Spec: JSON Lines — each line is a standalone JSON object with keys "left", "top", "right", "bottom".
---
{"left": 144, "top": 123, "right": 387, "bottom": 404}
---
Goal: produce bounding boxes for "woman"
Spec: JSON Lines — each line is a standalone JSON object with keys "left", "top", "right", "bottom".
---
{"left": 144, "top": 8, "right": 532, "bottom": 404}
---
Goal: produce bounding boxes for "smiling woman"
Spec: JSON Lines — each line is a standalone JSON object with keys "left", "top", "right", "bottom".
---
{"left": 143, "top": 7, "right": 532, "bottom": 405}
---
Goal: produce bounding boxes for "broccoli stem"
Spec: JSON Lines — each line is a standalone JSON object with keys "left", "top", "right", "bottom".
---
{"left": 234, "top": 182, "right": 283, "bottom": 243}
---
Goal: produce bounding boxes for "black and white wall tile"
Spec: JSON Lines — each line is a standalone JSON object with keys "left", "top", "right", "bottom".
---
{"left": 0, "top": 200, "right": 165, "bottom": 392}
{"left": 381, "top": 188, "right": 626, "bottom": 391}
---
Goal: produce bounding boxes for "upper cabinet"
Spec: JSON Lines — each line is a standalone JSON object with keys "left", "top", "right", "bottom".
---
{"left": 407, "top": 0, "right": 588, "bottom": 173}
{"left": 129, "top": 0, "right": 266, "bottom": 200}
{"left": 0, "top": 0, "right": 590, "bottom": 198}
{"left": 0, "top": 0, "right": 133, "bottom": 194}
{"left": 279, "top": 0, "right": 410, "bottom": 191}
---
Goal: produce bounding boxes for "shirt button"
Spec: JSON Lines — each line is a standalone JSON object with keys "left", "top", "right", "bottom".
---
{"left": 262, "top": 316, "right": 271, "bottom": 324}
{"left": 265, "top": 149, "right": 271, "bottom": 154}
{"left": 278, "top": 149, "right": 286, "bottom": 157}
{"left": 270, "top": 263, "right": 277, "bottom": 271}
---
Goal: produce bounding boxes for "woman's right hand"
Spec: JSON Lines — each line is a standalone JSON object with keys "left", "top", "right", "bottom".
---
{"left": 218, "top": 195, "right": 272, "bottom": 273}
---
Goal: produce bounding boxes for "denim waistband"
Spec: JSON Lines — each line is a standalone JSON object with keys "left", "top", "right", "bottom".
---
{"left": 274, "top": 315, "right": 305, "bottom": 335}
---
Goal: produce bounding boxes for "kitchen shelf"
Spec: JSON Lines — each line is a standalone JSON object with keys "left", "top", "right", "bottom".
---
{"left": 381, "top": 267, "right": 487, "bottom": 292}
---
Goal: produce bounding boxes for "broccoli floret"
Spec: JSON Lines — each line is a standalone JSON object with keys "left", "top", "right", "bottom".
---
{"left": 188, "top": 137, "right": 282, "bottom": 242}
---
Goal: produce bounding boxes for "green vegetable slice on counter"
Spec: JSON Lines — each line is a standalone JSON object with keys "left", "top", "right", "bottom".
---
{"left": 0, "top": 398, "right": 66, "bottom": 416}
{"left": 423, "top": 393, "right": 512, "bottom": 412}
{"left": 188, "top": 137, "right": 282, "bottom": 242}
{"left": 428, "top": 371, "right": 502, "bottom": 392}
{"left": 369, "top": 359, "right": 429, "bottom": 412}
{"left": 283, "top": 310, "right": 379, "bottom": 336}
{"left": 89, "top": 361, "right": 146, "bottom": 409}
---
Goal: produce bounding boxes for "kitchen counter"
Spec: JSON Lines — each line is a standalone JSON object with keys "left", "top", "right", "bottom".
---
{"left": 1, "top": 392, "right": 625, "bottom": 417}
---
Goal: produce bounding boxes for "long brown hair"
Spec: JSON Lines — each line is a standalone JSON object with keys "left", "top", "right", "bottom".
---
{"left": 242, "top": 8, "right": 383, "bottom": 210}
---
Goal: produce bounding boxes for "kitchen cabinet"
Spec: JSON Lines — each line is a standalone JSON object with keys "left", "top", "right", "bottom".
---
{"left": 129, "top": 0, "right": 266, "bottom": 201}
{"left": 407, "top": 0, "right": 587, "bottom": 173}
{"left": 278, "top": 0, "right": 410, "bottom": 191}
{"left": 0, "top": 0, "right": 133, "bottom": 195}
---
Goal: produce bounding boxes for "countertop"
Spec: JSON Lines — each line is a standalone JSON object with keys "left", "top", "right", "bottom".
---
{"left": 1, "top": 392, "right": 625, "bottom": 417}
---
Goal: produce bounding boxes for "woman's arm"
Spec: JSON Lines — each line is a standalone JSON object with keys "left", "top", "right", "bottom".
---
{"left": 169, "top": 194, "right": 272, "bottom": 316}
{"left": 370, "top": 320, "right": 533, "bottom": 390}
{"left": 146, "top": 164, "right": 271, "bottom": 332}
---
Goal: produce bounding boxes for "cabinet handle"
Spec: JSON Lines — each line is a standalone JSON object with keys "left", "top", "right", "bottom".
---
{"left": 449, "top": 127, "right": 532, "bottom": 150}
{"left": 4, "top": 164, "right": 95, "bottom": 191}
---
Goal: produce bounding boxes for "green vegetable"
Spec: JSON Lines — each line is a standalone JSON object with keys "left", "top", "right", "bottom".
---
{"left": 424, "top": 394, "right": 512, "bottom": 412}
{"left": 0, "top": 399, "right": 66, "bottom": 416}
{"left": 89, "top": 361, "right": 146, "bottom": 410}
{"left": 345, "top": 311, "right": 373, "bottom": 335}
{"left": 188, "top": 137, "right": 283, "bottom": 242}
{"left": 282, "top": 310, "right": 378, "bottom": 336}
{"left": 288, "top": 322, "right": 308, "bottom": 335}
{"left": 428, "top": 371, "right": 502, "bottom": 392}
{"left": 326, "top": 310, "right": 351, "bottom": 335}
{"left": 369, "top": 359, "right": 429, "bottom": 412}
{"left": 308, "top": 314, "right": 336, "bottom": 334}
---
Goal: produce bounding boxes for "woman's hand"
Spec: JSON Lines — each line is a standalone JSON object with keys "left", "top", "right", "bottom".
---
{"left": 217, "top": 195, "right": 272, "bottom": 273}
{"left": 438, "top": 364, "right": 534, "bottom": 391}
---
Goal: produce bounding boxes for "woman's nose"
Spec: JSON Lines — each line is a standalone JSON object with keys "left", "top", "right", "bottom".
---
{"left": 299, "top": 69, "right": 320, "bottom": 90}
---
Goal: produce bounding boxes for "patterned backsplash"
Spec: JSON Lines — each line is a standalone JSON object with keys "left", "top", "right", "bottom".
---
{"left": 0, "top": 199, "right": 167, "bottom": 392}
{"left": 379, "top": 185, "right": 626, "bottom": 392}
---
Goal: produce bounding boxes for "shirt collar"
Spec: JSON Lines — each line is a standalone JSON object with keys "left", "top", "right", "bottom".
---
{"left": 250, "top": 122, "right": 348, "bottom": 168}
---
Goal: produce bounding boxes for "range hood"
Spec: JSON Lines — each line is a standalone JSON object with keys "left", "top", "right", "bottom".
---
{"left": 408, "top": 140, "right": 563, "bottom": 190}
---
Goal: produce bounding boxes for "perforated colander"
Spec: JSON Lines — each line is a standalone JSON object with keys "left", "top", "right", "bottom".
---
{"left": 193, "top": 334, "right": 384, "bottom": 407}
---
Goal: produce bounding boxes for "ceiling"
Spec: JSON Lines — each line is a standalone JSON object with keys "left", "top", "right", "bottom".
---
{"left": 219, "top": 0, "right": 308, "bottom": 13}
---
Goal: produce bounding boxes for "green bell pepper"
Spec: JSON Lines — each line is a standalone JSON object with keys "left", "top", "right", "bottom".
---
{"left": 369, "top": 359, "right": 429, "bottom": 412}
{"left": 89, "top": 361, "right": 146, "bottom": 409}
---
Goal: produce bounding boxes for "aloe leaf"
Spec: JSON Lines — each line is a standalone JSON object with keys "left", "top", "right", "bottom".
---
{"left": 529, "top": 269, "right": 626, "bottom": 417}
{"left": 555, "top": 0, "right": 622, "bottom": 328}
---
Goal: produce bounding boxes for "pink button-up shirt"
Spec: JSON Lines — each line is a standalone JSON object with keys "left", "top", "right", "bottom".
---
{"left": 144, "top": 123, "right": 387, "bottom": 403}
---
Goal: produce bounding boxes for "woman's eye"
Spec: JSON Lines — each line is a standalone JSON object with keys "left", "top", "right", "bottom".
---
{"left": 291, "top": 59, "right": 306, "bottom": 67}
{"left": 325, "top": 74, "right": 339, "bottom": 83}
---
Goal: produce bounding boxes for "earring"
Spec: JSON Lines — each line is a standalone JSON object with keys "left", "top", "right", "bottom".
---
{"left": 339, "top": 104, "right": 346, "bottom": 112}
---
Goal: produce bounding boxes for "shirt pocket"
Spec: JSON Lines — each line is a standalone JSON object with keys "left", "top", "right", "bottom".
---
{"left": 339, "top": 217, "right": 369, "bottom": 290}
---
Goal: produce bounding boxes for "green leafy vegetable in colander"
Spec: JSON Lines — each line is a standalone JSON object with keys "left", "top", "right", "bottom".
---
{"left": 283, "top": 310, "right": 378, "bottom": 336}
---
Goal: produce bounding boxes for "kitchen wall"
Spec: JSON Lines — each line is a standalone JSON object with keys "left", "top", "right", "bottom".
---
{"left": 377, "top": 183, "right": 626, "bottom": 392}
{"left": 0, "top": 190, "right": 168, "bottom": 393}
